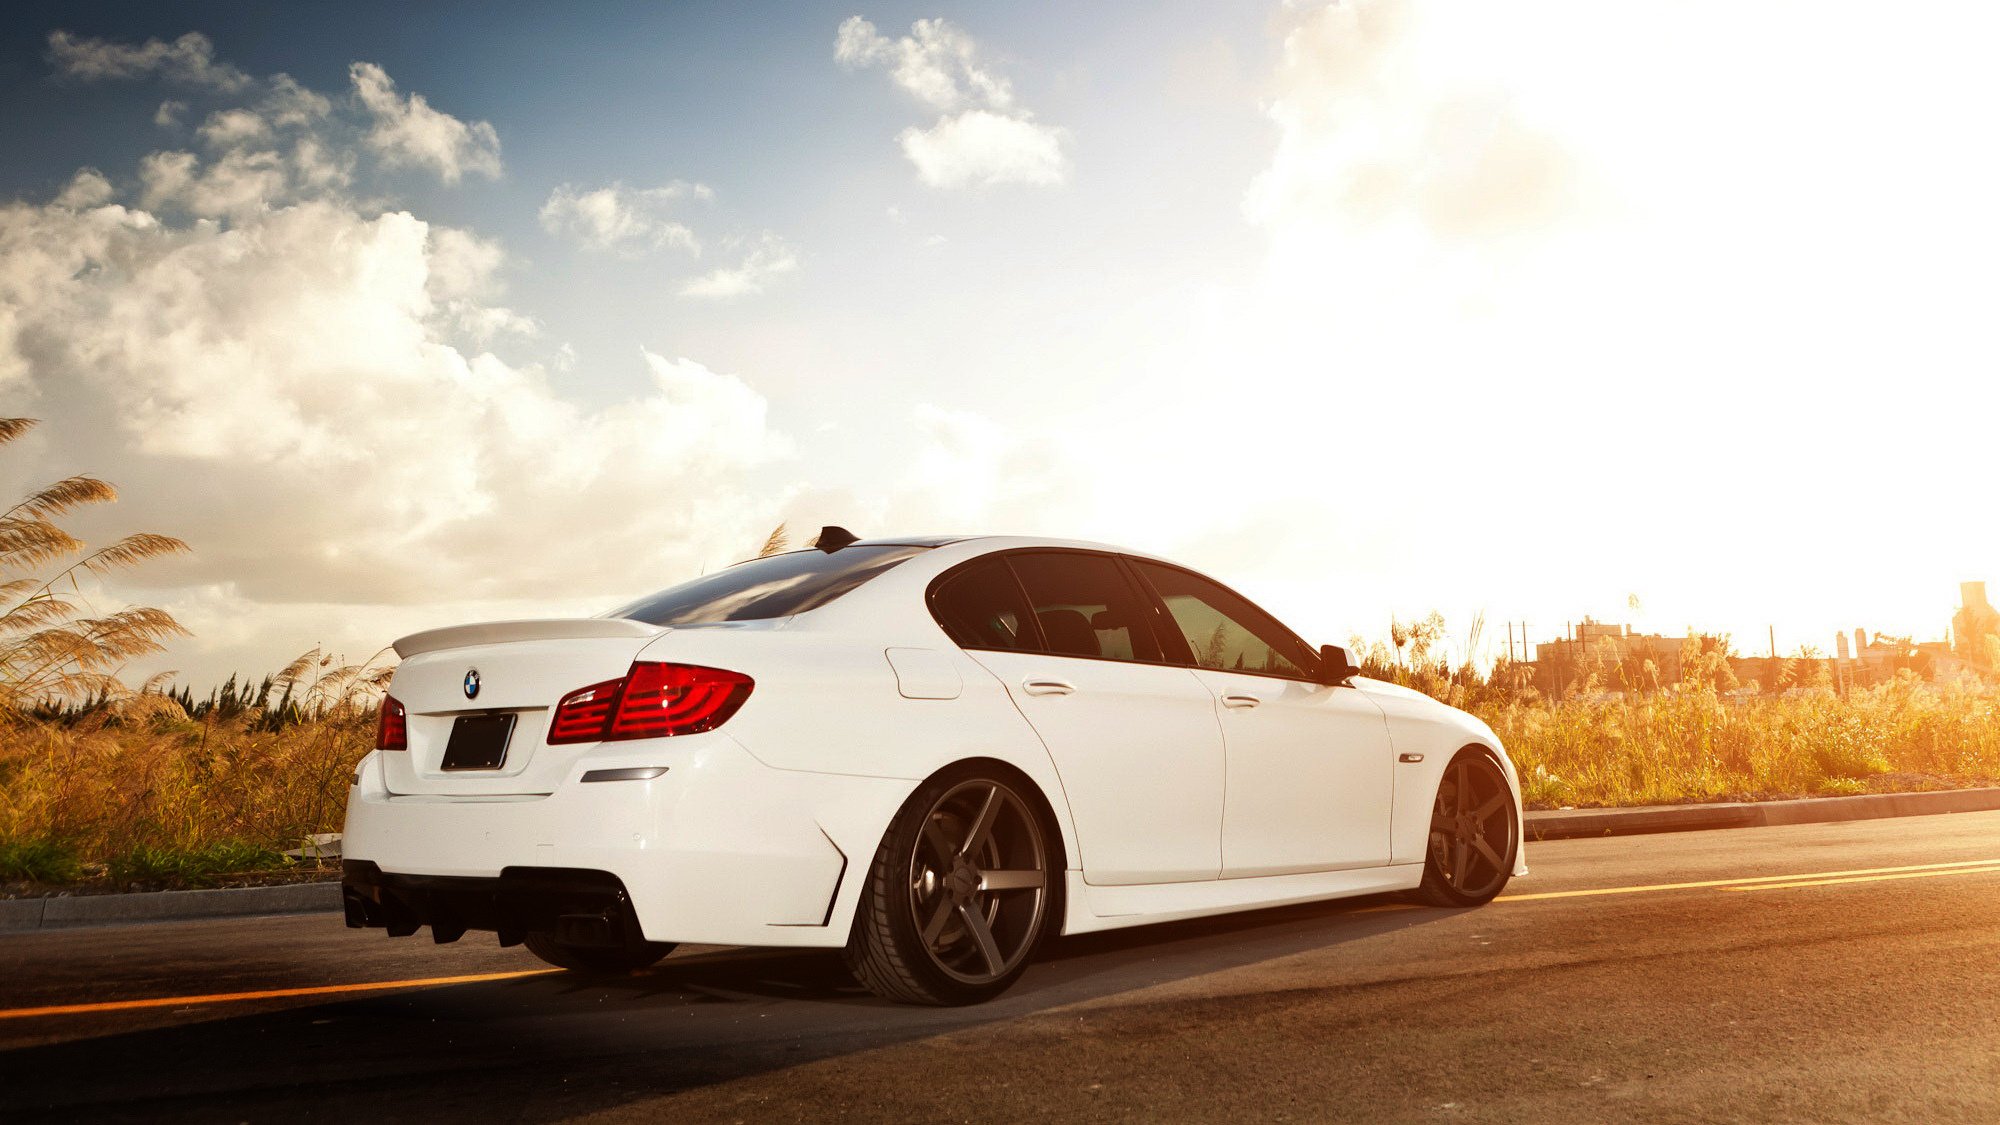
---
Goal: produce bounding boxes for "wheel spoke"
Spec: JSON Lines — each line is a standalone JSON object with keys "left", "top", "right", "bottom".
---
{"left": 979, "top": 869, "right": 1046, "bottom": 892}
{"left": 920, "top": 897, "right": 954, "bottom": 945}
{"left": 1475, "top": 791, "right": 1509, "bottom": 821}
{"left": 923, "top": 819, "right": 958, "bottom": 865}
{"left": 960, "top": 784, "right": 1004, "bottom": 857}
{"left": 1471, "top": 835, "right": 1505, "bottom": 874}
{"left": 1452, "top": 834, "right": 1472, "bottom": 889}
{"left": 958, "top": 903, "right": 1004, "bottom": 975}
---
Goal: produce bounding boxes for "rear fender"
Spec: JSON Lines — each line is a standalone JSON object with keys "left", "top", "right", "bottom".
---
{"left": 632, "top": 627, "right": 1087, "bottom": 902}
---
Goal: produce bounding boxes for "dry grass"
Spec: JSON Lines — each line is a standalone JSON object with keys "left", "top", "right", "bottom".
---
{"left": 0, "top": 648, "right": 386, "bottom": 889}
{"left": 1360, "top": 619, "right": 2000, "bottom": 807}
{"left": 1487, "top": 675, "right": 2000, "bottom": 807}
{"left": 0, "top": 417, "right": 190, "bottom": 713}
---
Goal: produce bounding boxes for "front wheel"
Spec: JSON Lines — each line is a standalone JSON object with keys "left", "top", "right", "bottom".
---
{"left": 1413, "top": 749, "right": 1519, "bottom": 907}
{"left": 522, "top": 931, "right": 674, "bottom": 974}
{"left": 844, "top": 768, "right": 1058, "bottom": 1005}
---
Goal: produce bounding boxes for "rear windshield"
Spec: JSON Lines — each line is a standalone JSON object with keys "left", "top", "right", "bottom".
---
{"left": 609, "top": 545, "right": 931, "bottom": 626}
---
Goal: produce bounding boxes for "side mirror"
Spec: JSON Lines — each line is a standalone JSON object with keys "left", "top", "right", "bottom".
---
{"left": 1318, "top": 644, "right": 1361, "bottom": 687}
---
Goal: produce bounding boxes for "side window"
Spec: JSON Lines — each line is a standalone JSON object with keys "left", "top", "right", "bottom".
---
{"left": 930, "top": 558, "right": 1040, "bottom": 652}
{"left": 1130, "top": 561, "right": 1316, "bottom": 679}
{"left": 1005, "top": 552, "right": 1164, "bottom": 663}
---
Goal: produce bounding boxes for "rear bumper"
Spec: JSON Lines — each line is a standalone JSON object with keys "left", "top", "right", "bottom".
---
{"left": 340, "top": 734, "right": 913, "bottom": 948}
{"left": 342, "top": 861, "right": 646, "bottom": 948}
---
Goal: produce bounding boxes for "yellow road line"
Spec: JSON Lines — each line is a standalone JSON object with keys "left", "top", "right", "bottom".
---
{"left": 1727, "top": 863, "right": 2000, "bottom": 892}
{"left": 13, "top": 857, "right": 2000, "bottom": 1024}
{"left": 0, "top": 968, "right": 557, "bottom": 1022}
{"left": 1496, "top": 857, "right": 2000, "bottom": 902}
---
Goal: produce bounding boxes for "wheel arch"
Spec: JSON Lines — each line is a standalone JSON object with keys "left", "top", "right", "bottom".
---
{"left": 818, "top": 753, "right": 1081, "bottom": 943}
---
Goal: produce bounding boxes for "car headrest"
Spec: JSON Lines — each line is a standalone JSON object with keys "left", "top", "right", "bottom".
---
{"left": 1037, "top": 608, "right": 1100, "bottom": 657}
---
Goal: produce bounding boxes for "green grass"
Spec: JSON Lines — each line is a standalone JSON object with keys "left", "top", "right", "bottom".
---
{"left": 0, "top": 837, "right": 83, "bottom": 884}
{"left": 104, "top": 840, "right": 289, "bottom": 887}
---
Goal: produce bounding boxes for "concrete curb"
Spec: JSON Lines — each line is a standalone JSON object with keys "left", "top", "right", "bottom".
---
{"left": 1526, "top": 786, "right": 2000, "bottom": 841}
{"left": 0, "top": 881, "right": 341, "bottom": 933}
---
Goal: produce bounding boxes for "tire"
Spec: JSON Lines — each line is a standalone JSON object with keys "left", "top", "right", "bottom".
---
{"left": 843, "top": 765, "right": 1060, "bottom": 1005}
{"left": 522, "top": 931, "right": 675, "bottom": 974}
{"left": 1413, "top": 748, "right": 1519, "bottom": 908}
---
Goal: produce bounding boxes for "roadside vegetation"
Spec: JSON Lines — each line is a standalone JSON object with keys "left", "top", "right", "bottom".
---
{"left": 3, "top": 498, "right": 1998, "bottom": 893}
{"left": 1355, "top": 612, "right": 2000, "bottom": 807}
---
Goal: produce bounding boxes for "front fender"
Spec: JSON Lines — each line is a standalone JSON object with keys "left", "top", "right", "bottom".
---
{"left": 1358, "top": 680, "right": 1529, "bottom": 877}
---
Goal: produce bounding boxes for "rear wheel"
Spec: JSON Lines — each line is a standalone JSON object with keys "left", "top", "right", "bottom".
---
{"left": 522, "top": 931, "right": 674, "bottom": 974}
{"left": 1414, "top": 749, "right": 1518, "bottom": 907}
{"left": 844, "top": 768, "right": 1057, "bottom": 1005}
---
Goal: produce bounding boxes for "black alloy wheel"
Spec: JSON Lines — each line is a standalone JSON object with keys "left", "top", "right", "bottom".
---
{"left": 845, "top": 769, "right": 1056, "bottom": 1005}
{"left": 1415, "top": 749, "right": 1518, "bottom": 907}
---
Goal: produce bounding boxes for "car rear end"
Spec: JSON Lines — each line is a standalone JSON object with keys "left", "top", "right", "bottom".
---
{"left": 341, "top": 611, "right": 913, "bottom": 954}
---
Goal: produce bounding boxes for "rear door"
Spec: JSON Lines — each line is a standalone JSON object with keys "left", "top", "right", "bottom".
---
{"left": 1128, "top": 560, "right": 1395, "bottom": 876}
{"left": 938, "top": 551, "right": 1225, "bottom": 885}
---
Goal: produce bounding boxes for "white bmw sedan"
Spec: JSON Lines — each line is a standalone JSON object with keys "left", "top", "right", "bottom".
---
{"left": 343, "top": 531, "right": 1525, "bottom": 1004}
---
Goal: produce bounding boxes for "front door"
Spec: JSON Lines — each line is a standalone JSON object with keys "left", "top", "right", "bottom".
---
{"left": 1128, "top": 560, "right": 1395, "bottom": 876}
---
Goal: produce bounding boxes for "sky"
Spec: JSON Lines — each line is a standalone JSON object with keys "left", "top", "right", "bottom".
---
{"left": 1, "top": 0, "right": 1996, "bottom": 689}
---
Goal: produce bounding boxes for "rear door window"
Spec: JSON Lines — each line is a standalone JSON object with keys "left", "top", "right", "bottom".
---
{"left": 1004, "top": 552, "right": 1164, "bottom": 664}
{"left": 930, "top": 557, "right": 1041, "bottom": 651}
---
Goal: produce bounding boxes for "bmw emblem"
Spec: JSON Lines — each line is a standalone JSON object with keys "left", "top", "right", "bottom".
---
{"left": 463, "top": 668, "right": 481, "bottom": 700}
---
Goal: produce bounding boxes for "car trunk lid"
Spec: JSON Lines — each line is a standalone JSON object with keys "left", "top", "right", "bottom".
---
{"left": 382, "top": 619, "right": 666, "bottom": 796}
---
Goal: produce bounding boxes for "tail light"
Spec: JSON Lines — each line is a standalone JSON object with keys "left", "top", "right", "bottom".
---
{"left": 548, "top": 662, "right": 753, "bottom": 745}
{"left": 375, "top": 695, "right": 408, "bottom": 751}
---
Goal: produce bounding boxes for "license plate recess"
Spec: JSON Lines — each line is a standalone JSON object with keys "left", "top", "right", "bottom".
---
{"left": 441, "top": 713, "right": 516, "bottom": 771}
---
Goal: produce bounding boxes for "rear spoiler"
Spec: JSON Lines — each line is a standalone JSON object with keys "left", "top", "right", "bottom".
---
{"left": 392, "top": 618, "right": 665, "bottom": 659}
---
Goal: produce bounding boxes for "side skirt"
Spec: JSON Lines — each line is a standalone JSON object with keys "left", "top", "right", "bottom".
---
{"left": 1060, "top": 863, "right": 1426, "bottom": 936}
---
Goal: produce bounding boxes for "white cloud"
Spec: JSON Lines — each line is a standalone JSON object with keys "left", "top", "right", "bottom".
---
{"left": 197, "top": 108, "right": 270, "bottom": 148}
{"left": 138, "top": 148, "right": 289, "bottom": 218}
{"left": 0, "top": 28, "right": 843, "bottom": 685}
{"left": 678, "top": 234, "right": 798, "bottom": 298}
{"left": 539, "top": 181, "right": 708, "bottom": 255}
{"left": 261, "top": 74, "right": 331, "bottom": 128}
{"left": 899, "top": 109, "right": 1068, "bottom": 188}
{"left": 837, "top": 16, "right": 1068, "bottom": 188}
{"left": 349, "top": 62, "right": 502, "bottom": 184}
{"left": 835, "top": 16, "right": 1014, "bottom": 110}
{"left": 44, "top": 32, "right": 484, "bottom": 210}
{"left": 0, "top": 191, "right": 793, "bottom": 667}
{"left": 48, "top": 30, "right": 250, "bottom": 91}
{"left": 52, "top": 169, "right": 114, "bottom": 210}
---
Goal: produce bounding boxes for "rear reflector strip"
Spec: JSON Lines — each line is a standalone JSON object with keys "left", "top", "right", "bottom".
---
{"left": 580, "top": 766, "right": 670, "bottom": 783}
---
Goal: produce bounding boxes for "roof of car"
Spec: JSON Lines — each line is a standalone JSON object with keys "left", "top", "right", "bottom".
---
{"left": 852, "top": 535, "right": 977, "bottom": 548}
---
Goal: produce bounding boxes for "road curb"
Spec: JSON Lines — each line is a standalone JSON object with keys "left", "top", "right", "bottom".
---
{"left": 0, "top": 881, "right": 341, "bottom": 933}
{"left": 1526, "top": 787, "right": 2000, "bottom": 841}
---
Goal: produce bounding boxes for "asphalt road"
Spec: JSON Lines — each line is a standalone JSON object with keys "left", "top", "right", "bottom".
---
{"left": 6, "top": 812, "right": 2000, "bottom": 1124}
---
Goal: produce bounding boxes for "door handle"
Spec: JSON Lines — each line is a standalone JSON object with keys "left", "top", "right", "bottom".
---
{"left": 1021, "top": 678, "right": 1075, "bottom": 697}
{"left": 1221, "top": 692, "right": 1262, "bottom": 709}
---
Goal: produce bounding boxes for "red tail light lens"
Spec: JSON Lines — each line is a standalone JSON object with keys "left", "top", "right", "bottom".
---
{"left": 375, "top": 695, "right": 408, "bottom": 751}
{"left": 547, "top": 663, "right": 753, "bottom": 745}
{"left": 548, "top": 677, "right": 625, "bottom": 744}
